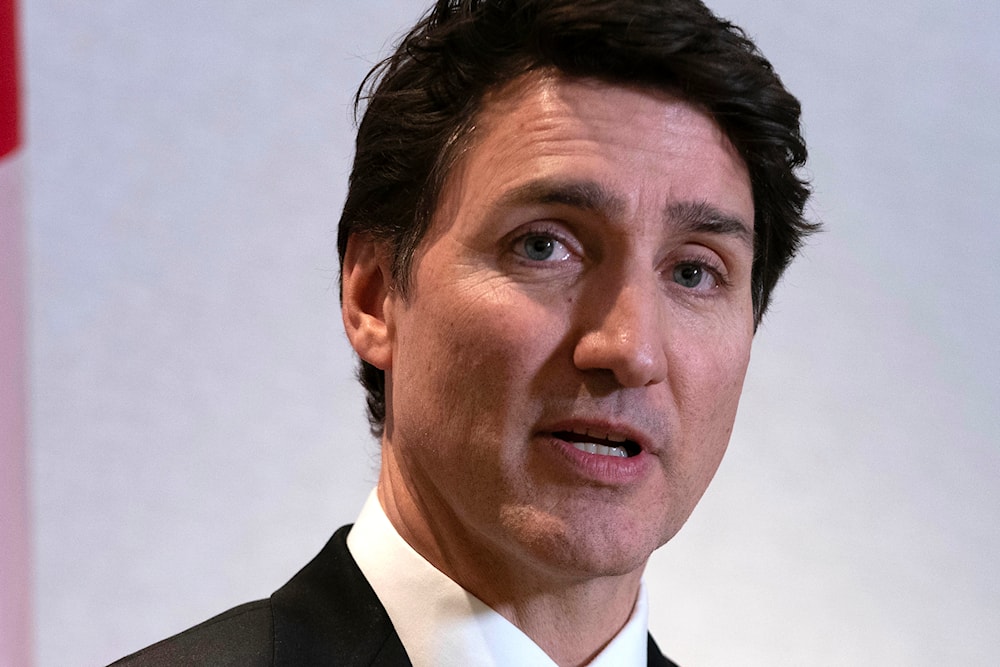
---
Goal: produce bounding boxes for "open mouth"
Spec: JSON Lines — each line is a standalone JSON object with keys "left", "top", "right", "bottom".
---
{"left": 552, "top": 430, "right": 642, "bottom": 458}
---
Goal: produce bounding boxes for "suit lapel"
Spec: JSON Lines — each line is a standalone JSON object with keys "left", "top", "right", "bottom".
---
{"left": 270, "top": 525, "right": 412, "bottom": 667}
{"left": 647, "top": 633, "right": 680, "bottom": 667}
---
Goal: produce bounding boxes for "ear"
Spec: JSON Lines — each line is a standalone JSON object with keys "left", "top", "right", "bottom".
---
{"left": 341, "top": 234, "right": 394, "bottom": 371}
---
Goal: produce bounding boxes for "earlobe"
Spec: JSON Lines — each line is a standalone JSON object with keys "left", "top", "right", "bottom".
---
{"left": 341, "top": 234, "right": 394, "bottom": 371}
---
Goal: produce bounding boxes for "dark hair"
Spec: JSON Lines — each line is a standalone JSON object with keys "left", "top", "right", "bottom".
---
{"left": 337, "top": 0, "right": 816, "bottom": 436}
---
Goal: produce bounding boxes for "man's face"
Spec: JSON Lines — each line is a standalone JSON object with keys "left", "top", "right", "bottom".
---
{"left": 376, "top": 73, "right": 755, "bottom": 584}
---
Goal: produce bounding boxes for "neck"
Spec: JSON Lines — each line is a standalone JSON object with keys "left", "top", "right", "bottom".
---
{"left": 489, "top": 575, "right": 643, "bottom": 666}
{"left": 378, "top": 457, "right": 646, "bottom": 666}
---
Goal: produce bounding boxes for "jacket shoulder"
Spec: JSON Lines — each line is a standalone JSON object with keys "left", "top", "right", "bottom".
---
{"left": 108, "top": 599, "right": 274, "bottom": 667}
{"left": 108, "top": 526, "right": 409, "bottom": 667}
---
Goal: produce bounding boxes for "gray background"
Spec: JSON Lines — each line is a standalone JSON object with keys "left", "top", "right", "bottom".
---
{"left": 21, "top": 1, "right": 999, "bottom": 665}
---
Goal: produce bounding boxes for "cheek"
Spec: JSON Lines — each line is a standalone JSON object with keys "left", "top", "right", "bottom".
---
{"left": 660, "top": 343, "right": 749, "bottom": 529}
{"left": 670, "top": 330, "right": 751, "bottom": 457}
{"left": 394, "top": 284, "right": 556, "bottom": 427}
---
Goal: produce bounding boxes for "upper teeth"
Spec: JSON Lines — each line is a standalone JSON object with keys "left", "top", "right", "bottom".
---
{"left": 568, "top": 426, "right": 627, "bottom": 443}
{"left": 565, "top": 427, "right": 631, "bottom": 458}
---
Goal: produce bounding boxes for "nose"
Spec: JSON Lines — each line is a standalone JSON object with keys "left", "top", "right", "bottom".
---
{"left": 572, "top": 278, "right": 668, "bottom": 388}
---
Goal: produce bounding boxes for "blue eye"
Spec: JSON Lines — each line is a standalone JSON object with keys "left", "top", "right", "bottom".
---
{"left": 523, "top": 235, "right": 555, "bottom": 260}
{"left": 673, "top": 263, "right": 716, "bottom": 290}
{"left": 519, "top": 234, "right": 565, "bottom": 261}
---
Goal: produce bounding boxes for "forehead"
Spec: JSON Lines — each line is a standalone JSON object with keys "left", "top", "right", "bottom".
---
{"left": 429, "top": 71, "right": 753, "bottom": 236}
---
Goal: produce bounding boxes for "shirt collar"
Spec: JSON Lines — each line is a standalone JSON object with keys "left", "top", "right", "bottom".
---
{"left": 347, "top": 489, "right": 649, "bottom": 667}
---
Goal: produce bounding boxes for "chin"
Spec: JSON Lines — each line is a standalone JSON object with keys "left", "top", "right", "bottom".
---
{"left": 498, "top": 502, "right": 671, "bottom": 580}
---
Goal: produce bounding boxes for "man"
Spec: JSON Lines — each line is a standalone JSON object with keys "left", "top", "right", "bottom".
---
{"left": 113, "top": 0, "right": 814, "bottom": 665}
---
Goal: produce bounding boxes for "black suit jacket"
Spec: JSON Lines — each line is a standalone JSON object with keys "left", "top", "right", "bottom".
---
{"left": 110, "top": 525, "right": 678, "bottom": 666}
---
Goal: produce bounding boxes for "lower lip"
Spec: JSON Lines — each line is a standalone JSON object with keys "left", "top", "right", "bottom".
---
{"left": 540, "top": 435, "right": 652, "bottom": 485}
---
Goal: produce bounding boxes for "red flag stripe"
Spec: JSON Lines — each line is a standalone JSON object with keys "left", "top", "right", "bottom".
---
{"left": 0, "top": 0, "right": 20, "bottom": 157}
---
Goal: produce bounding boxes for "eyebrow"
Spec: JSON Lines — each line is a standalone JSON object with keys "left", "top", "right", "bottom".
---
{"left": 494, "top": 178, "right": 753, "bottom": 247}
{"left": 667, "top": 200, "right": 754, "bottom": 248}
{"left": 494, "top": 179, "right": 626, "bottom": 218}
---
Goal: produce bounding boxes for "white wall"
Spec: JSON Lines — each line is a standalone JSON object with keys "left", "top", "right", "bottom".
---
{"left": 22, "top": 1, "right": 999, "bottom": 665}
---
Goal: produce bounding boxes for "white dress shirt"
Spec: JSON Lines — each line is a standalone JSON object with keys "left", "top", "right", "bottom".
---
{"left": 347, "top": 489, "right": 649, "bottom": 667}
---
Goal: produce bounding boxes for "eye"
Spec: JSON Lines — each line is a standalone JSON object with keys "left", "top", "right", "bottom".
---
{"left": 672, "top": 262, "right": 718, "bottom": 290}
{"left": 515, "top": 233, "right": 572, "bottom": 262}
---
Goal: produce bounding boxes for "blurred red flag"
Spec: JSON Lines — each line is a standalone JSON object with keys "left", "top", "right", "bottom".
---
{"left": 0, "top": 0, "right": 18, "bottom": 154}
{"left": 1, "top": 0, "right": 32, "bottom": 665}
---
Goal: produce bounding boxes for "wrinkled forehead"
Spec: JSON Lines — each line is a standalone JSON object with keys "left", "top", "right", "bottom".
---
{"left": 420, "top": 69, "right": 752, "bottom": 241}
{"left": 449, "top": 70, "right": 745, "bottom": 192}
